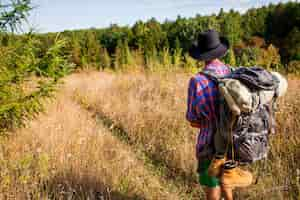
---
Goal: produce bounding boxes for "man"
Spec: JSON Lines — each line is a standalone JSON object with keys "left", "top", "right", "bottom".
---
{"left": 186, "top": 30, "right": 252, "bottom": 200}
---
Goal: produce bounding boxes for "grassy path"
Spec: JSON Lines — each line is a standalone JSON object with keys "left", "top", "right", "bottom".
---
{"left": 67, "top": 71, "right": 206, "bottom": 199}
{"left": 0, "top": 71, "right": 190, "bottom": 200}
{"left": 66, "top": 71, "right": 300, "bottom": 200}
{"left": 66, "top": 71, "right": 204, "bottom": 199}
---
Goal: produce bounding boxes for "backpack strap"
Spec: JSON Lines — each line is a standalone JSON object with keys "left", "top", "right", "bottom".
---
{"left": 201, "top": 68, "right": 238, "bottom": 160}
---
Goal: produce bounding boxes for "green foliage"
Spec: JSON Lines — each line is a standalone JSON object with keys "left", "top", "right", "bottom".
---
{"left": 84, "top": 30, "right": 101, "bottom": 65}
{"left": 257, "top": 44, "right": 281, "bottom": 70}
{"left": 113, "top": 39, "right": 122, "bottom": 70}
{"left": 172, "top": 38, "right": 182, "bottom": 67}
{"left": 160, "top": 47, "right": 172, "bottom": 68}
{"left": 223, "top": 48, "right": 236, "bottom": 66}
{"left": 183, "top": 53, "right": 197, "bottom": 72}
{"left": 283, "top": 27, "right": 300, "bottom": 62}
{"left": 31, "top": 1, "right": 298, "bottom": 73}
{"left": 0, "top": 0, "right": 32, "bottom": 32}
{"left": 0, "top": 1, "right": 72, "bottom": 133}
{"left": 0, "top": 33, "right": 71, "bottom": 133}
{"left": 122, "top": 39, "right": 133, "bottom": 66}
{"left": 99, "top": 47, "right": 111, "bottom": 69}
{"left": 242, "top": 7, "right": 269, "bottom": 39}
{"left": 237, "top": 47, "right": 260, "bottom": 66}
{"left": 112, "top": 39, "right": 133, "bottom": 71}
{"left": 69, "top": 36, "right": 82, "bottom": 66}
{"left": 220, "top": 10, "right": 242, "bottom": 44}
{"left": 37, "top": 35, "right": 73, "bottom": 79}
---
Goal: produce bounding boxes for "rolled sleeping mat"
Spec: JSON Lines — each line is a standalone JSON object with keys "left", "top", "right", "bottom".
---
{"left": 219, "top": 84, "right": 241, "bottom": 116}
{"left": 270, "top": 72, "right": 288, "bottom": 97}
{"left": 223, "top": 79, "right": 254, "bottom": 113}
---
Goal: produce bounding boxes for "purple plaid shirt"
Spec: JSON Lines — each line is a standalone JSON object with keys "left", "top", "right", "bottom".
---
{"left": 186, "top": 60, "right": 230, "bottom": 159}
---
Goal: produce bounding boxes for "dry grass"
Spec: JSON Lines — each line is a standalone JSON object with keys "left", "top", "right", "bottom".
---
{"left": 70, "top": 70, "right": 300, "bottom": 200}
{"left": 70, "top": 71, "right": 197, "bottom": 180}
{"left": 0, "top": 72, "right": 181, "bottom": 200}
{"left": 1, "top": 69, "right": 299, "bottom": 199}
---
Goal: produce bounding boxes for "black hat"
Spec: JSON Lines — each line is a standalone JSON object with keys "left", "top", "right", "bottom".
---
{"left": 189, "top": 29, "right": 229, "bottom": 61}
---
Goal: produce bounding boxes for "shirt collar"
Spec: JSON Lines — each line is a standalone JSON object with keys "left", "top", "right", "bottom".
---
{"left": 205, "top": 59, "right": 225, "bottom": 68}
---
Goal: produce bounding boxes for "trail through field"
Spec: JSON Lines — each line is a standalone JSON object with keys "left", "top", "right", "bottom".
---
{"left": 62, "top": 71, "right": 204, "bottom": 199}
{"left": 0, "top": 73, "right": 178, "bottom": 199}
{"left": 3, "top": 70, "right": 201, "bottom": 200}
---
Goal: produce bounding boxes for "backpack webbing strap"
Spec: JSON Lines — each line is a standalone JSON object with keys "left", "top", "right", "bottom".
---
{"left": 224, "top": 114, "right": 238, "bottom": 161}
{"left": 255, "top": 97, "right": 275, "bottom": 184}
{"left": 201, "top": 69, "right": 238, "bottom": 160}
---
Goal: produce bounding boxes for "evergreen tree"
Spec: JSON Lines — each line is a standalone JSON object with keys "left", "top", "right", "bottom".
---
{"left": 224, "top": 48, "right": 236, "bottom": 66}
{"left": 70, "top": 35, "right": 82, "bottom": 66}
{"left": 160, "top": 47, "right": 172, "bottom": 68}
{"left": 284, "top": 27, "right": 300, "bottom": 62}
{"left": 0, "top": 0, "right": 71, "bottom": 132}
{"left": 122, "top": 39, "right": 133, "bottom": 66}
{"left": 100, "top": 47, "right": 111, "bottom": 69}
{"left": 221, "top": 10, "right": 242, "bottom": 44}
{"left": 173, "top": 38, "right": 182, "bottom": 67}
{"left": 113, "top": 39, "right": 122, "bottom": 69}
{"left": 183, "top": 53, "right": 197, "bottom": 72}
{"left": 239, "top": 52, "right": 249, "bottom": 66}
{"left": 85, "top": 30, "right": 100, "bottom": 65}
{"left": 0, "top": 0, "right": 32, "bottom": 32}
{"left": 258, "top": 44, "right": 281, "bottom": 70}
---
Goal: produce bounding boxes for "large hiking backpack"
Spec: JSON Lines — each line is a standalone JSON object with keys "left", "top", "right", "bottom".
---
{"left": 202, "top": 66, "right": 280, "bottom": 163}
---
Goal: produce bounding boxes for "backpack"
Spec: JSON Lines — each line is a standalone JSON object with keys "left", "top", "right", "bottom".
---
{"left": 202, "top": 66, "right": 279, "bottom": 163}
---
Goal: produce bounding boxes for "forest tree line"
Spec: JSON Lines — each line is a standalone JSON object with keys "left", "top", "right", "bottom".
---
{"left": 7, "top": 1, "right": 298, "bottom": 73}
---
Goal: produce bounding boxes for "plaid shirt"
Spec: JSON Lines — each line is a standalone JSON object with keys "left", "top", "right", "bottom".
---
{"left": 186, "top": 60, "right": 230, "bottom": 159}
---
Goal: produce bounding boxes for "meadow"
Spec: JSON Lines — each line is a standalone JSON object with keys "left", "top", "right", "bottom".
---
{"left": 0, "top": 68, "right": 299, "bottom": 200}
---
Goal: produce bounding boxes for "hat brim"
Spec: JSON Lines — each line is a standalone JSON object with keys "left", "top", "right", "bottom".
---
{"left": 189, "top": 37, "right": 230, "bottom": 61}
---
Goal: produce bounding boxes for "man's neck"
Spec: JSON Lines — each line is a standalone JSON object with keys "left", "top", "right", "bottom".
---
{"left": 205, "top": 59, "right": 221, "bottom": 65}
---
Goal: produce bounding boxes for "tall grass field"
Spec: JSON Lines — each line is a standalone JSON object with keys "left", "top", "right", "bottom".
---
{"left": 0, "top": 69, "right": 299, "bottom": 199}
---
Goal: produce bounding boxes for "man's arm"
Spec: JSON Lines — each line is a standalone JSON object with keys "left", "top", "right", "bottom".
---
{"left": 186, "top": 77, "right": 203, "bottom": 128}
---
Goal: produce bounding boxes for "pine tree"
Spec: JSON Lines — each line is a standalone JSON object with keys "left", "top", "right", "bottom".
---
{"left": 85, "top": 31, "right": 100, "bottom": 65}
{"left": 100, "top": 47, "right": 111, "bottom": 69}
{"left": 113, "top": 39, "right": 122, "bottom": 70}
{"left": 161, "top": 47, "right": 172, "bottom": 69}
{"left": 0, "top": 1, "right": 72, "bottom": 132}
{"left": 122, "top": 39, "right": 133, "bottom": 66}
{"left": 240, "top": 52, "right": 249, "bottom": 66}
{"left": 70, "top": 36, "right": 82, "bottom": 66}
{"left": 224, "top": 48, "right": 236, "bottom": 66}
{"left": 258, "top": 44, "right": 281, "bottom": 70}
{"left": 173, "top": 38, "right": 182, "bottom": 67}
{"left": 183, "top": 53, "right": 197, "bottom": 72}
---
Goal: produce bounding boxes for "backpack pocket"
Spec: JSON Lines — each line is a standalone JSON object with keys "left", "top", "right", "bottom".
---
{"left": 234, "top": 132, "right": 269, "bottom": 163}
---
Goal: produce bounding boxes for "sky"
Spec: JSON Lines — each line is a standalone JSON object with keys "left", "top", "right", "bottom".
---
{"left": 27, "top": 0, "right": 296, "bottom": 33}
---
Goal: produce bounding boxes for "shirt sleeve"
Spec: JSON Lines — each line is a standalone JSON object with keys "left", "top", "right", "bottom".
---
{"left": 186, "top": 77, "right": 202, "bottom": 127}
